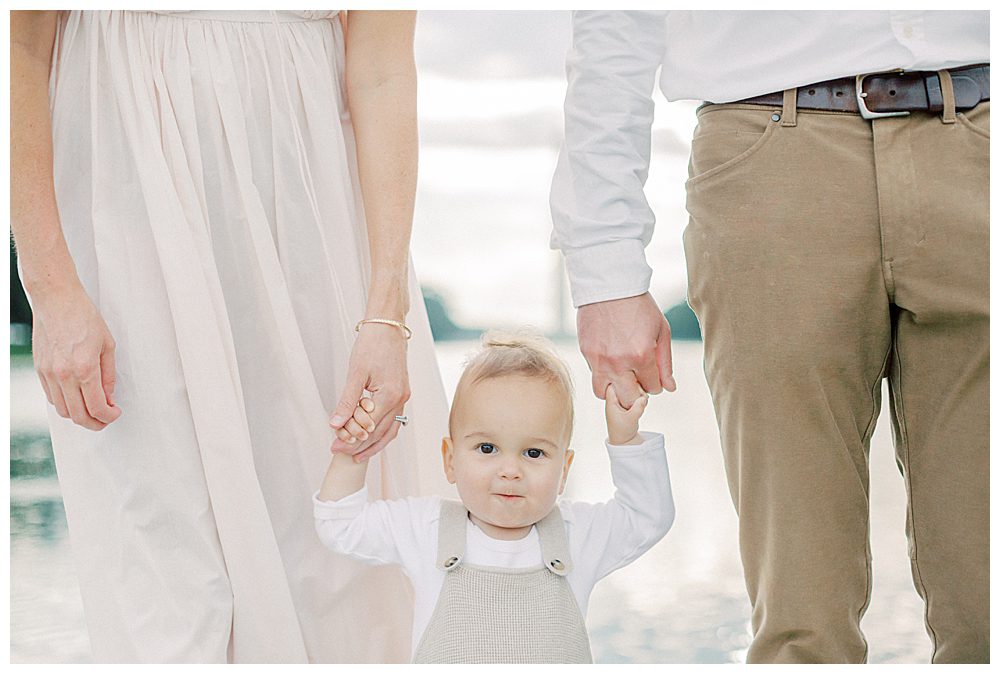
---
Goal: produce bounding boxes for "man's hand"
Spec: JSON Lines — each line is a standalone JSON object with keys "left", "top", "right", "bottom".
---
{"left": 577, "top": 292, "right": 676, "bottom": 407}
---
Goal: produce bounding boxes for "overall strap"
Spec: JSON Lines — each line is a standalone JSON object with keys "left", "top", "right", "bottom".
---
{"left": 435, "top": 500, "right": 469, "bottom": 571}
{"left": 535, "top": 506, "right": 573, "bottom": 576}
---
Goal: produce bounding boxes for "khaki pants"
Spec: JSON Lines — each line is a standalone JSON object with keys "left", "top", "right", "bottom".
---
{"left": 683, "top": 86, "right": 989, "bottom": 663}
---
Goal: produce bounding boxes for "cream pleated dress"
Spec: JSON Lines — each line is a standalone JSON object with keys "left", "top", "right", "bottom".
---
{"left": 45, "top": 9, "right": 450, "bottom": 663}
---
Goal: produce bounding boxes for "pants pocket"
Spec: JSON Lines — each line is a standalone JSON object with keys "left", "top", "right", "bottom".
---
{"left": 686, "top": 105, "right": 780, "bottom": 186}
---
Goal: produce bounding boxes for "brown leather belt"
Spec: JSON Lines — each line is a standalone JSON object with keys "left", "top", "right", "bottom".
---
{"left": 734, "top": 64, "right": 989, "bottom": 116}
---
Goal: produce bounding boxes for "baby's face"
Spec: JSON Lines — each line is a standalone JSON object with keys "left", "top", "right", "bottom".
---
{"left": 442, "top": 375, "right": 574, "bottom": 541}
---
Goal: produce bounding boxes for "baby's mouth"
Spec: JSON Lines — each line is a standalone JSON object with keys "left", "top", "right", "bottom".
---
{"left": 493, "top": 493, "right": 525, "bottom": 500}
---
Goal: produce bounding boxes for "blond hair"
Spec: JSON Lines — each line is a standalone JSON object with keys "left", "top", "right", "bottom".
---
{"left": 449, "top": 328, "right": 575, "bottom": 442}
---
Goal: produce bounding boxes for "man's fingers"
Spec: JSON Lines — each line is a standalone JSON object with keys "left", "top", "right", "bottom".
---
{"left": 330, "top": 372, "right": 366, "bottom": 428}
{"left": 81, "top": 374, "right": 121, "bottom": 426}
{"left": 634, "top": 358, "right": 663, "bottom": 396}
{"left": 591, "top": 371, "right": 611, "bottom": 400}
{"left": 657, "top": 317, "right": 677, "bottom": 392}
{"left": 610, "top": 375, "right": 644, "bottom": 409}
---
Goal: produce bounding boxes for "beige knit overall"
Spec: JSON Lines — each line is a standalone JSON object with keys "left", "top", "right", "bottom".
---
{"left": 412, "top": 500, "right": 594, "bottom": 663}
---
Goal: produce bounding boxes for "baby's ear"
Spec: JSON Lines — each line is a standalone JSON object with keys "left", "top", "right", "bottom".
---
{"left": 441, "top": 437, "right": 457, "bottom": 484}
{"left": 559, "top": 449, "right": 575, "bottom": 494}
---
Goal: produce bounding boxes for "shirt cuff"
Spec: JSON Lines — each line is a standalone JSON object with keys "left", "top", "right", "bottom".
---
{"left": 562, "top": 239, "right": 653, "bottom": 308}
{"left": 313, "top": 485, "right": 368, "bottom": 520}
{"left": 605, "top": 430, "right": 665, "bottom": 456}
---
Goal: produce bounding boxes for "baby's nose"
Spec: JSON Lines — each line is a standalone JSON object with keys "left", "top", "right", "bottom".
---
{"left": 498, "top": 459, "right": 522, "bottom": 479}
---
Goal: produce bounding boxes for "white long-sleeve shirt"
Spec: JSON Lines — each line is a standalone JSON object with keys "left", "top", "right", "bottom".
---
{"left": 549, "top": 10, "right": 990, "bottom": 308}
{"left": 314, "top": 431, "right": 673, "bottom": 657}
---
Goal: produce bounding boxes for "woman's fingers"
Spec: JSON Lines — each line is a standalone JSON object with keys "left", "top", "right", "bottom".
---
{"left": 330, "top": 369, "right": 367, "bottom": 429}
{"left": 81, "top": 370, "right": 120, "bottom": 425}
{"left": 61, "top": 383, "right": 106, "bottom": 431}
{"left": 331, "top": 401, "right": 377, "bottom": 452}
{"left": 352, "top": 404, "right": 375, "bottom": 432}
{"left": 357, "top": 381, "right": 409, "bottom": 452}
{"left": 100, "top": 335, "right": 117, "bottom": 406}
{"left": 331, "top": 398, "right": 378, "bottom": 452}
{"left": 45, "top": 373, "right": 70, "bottom": 419}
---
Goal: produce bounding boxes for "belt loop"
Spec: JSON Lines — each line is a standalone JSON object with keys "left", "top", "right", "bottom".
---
{"left": 781, "top": 88, "right": 798, "bottom": 127}
{"left": 938, "top": 69, "right": 957, "bottom": 124}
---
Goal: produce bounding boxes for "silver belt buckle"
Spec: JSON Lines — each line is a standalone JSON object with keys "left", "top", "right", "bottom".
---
{"left": 855, "top": 70, "right": 911, "bottom": 120}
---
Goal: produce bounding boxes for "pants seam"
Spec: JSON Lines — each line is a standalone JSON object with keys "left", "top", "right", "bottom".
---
{"left": 891, "top": 336, "right": 940, "bottom": 659}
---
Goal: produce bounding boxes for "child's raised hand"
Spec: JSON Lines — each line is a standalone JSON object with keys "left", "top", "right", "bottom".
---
{"left": 604, "top": 384, "right": 648, "bottom": 446}
{"left": 332, "top": 396, "right": 377, "bottom": 456}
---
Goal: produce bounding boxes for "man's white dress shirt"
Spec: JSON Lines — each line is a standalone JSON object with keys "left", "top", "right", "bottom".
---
{"left": 549, "top": 11, "right": 989, "bottom": 308}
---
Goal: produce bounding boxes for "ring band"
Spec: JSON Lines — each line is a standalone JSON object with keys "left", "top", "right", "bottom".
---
{"left": 394, "top": 415, "right": 408, "bottom": 426}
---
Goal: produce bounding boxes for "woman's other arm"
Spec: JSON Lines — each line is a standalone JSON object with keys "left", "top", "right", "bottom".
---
{"left": 11, "top": 10, "right": 121, "bottom": 431}
{"left": 329, "top": 10, "right": 418, "bottom": 460}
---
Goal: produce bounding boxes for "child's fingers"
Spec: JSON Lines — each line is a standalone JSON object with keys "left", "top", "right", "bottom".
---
{"left": 335, "top": 427, "right": 356, "bottom": 444}
{"left": 627, "top": 393, "right": 649, "bottom": 418}
{"left": 359, "top": 397, "right": 375, "bottom": 414}
{"left": 605, "top": 384, "right": 626, "bottom": 411}
{"left": 343, "top": 418, "right": 369, "bottom": 442}
{"left": 352, "top": 405, "right": 376, "bottom": 432}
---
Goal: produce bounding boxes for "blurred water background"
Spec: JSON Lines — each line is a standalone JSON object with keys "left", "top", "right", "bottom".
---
{"left": 10, "top": 10, "right": 931, "bottom": 664}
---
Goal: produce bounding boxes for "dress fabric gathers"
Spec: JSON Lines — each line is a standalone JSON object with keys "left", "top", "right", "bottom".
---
{"left": 45, "top": 10, "right": 450, "bottom": 663}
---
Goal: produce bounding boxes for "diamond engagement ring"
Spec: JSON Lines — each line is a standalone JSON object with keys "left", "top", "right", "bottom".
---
{"left": 394, "top": 415, "right": 408, "bottom": 426}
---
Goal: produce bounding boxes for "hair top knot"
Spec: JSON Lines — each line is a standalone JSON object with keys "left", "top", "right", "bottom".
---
{"left": 448, "top": 327, "right": 576, "bottom": 443}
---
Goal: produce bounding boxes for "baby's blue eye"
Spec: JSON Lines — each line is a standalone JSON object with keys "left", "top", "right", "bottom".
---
{"left": 477, "top": 443, "right": 497, "bottom": 455}
{"left": 523, "top": 448, "right": 545, "bottom": 459}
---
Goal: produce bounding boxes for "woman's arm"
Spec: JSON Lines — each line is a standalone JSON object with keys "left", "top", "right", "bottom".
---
{"left": 10, "top": 10, "right": 121, "bottom": 431}
{"left": 329, "top": 10, "right": 419, "bottom": 460}
{"left": 11, "top": 11, "right": 69, "bottom": 299}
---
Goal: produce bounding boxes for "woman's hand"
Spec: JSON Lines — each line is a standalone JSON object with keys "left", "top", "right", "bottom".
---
{"left": 329, "top": 11, "right": 418, "bottom": 462}
{"left": 12, "top": 11, "right": 118, "bottom": 431}
{"left": 31, "top": 287, "right": 121, "bottom": 431}
{"left": 329, "top": 323, "right": 410, "bottom": 460}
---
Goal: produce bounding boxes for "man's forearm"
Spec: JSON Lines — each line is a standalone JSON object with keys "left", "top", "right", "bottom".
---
{"left": 549, "top": 10, "right": 666, "bottom": 307}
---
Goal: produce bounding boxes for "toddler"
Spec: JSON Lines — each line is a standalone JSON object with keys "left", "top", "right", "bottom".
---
{"left": 314, "top": 330, "right": 674, "bottom": 663}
